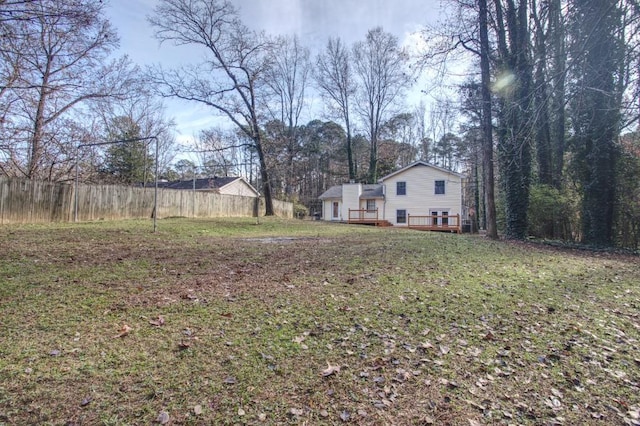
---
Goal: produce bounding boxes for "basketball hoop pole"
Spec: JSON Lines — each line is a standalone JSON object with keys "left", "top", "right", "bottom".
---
{"left": 74, "top": 136, "right": 159, "bottom": 232}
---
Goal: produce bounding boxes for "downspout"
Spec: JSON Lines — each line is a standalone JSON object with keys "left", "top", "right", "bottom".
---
{"left": 382, "top": 183, "right": 386, "bottom": 220}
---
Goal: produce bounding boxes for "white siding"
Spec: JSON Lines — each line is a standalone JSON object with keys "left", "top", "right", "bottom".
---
{"left": 219, "top": 179, "right": 258, "bottom": 197}
{"left": 341, "top": 183, "right": 362, "bottom": 220}
{"left": 322, "top": 199, "right": 342, "bottom": 221}
{"left": 382, "top": 164, "right": 462, "bottom": 226}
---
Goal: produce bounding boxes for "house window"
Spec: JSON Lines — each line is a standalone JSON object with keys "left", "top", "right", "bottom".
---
{"left": 435, "top": 180, "right": 445, "bottom": 195}
{"left": 366, "top": 199, "right": 376, "bottom": 212}
{"left": 442, "top": 211, "right": 449, "bottom": 226}
{"left": 431, "top": 211, "right": 438, "bottom": 226}
{"left": 397, "top": 181, "right": 406, "bottom": 196}
{"left": 397, "top": 209, "right": 407, "bottom": 224}
{"left": 332, "top": 202, "right": 339, "bottom": 218}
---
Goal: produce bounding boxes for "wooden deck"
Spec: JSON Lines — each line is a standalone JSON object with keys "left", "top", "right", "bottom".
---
{"left": 347, "top": 210, "right": 462, "bottom": 232}
{"left": 347, "top": 209, "right": 393, "bottom": 227}
{"left": 407, "top": 214, "right": 461, "bottom": 233}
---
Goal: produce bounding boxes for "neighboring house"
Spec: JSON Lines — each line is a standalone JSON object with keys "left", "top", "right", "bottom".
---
{"left": 318, "top": 161, "right": 466, "bottom": 231}
{"left": 163, "top": 176, "right": 260, "bottom": 198}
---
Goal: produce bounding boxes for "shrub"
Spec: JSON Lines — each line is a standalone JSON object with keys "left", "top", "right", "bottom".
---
{"left": 528, "top": 184, "right": 578, "bottom": 241}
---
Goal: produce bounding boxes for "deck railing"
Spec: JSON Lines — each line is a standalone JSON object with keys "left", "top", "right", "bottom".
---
{"left": 407, "top": 214, "right": 461, "bottom": 233}
{"left": 348, "top": 208, "right": 378, "bottom": 223}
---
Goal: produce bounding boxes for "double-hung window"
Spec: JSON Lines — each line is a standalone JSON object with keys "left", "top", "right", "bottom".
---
{"left": 397, "top": 209, "right": 407, "bottom": 224}
{"left": 435, "top": 180, "right": 445, "bottom": 195}
{"left": 397, "top": 181, "right": 406, "bottom": 196}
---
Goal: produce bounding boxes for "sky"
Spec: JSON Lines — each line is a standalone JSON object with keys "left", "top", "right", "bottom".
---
{"left": 104, "top": 0, "right": 443, "bottom": 150}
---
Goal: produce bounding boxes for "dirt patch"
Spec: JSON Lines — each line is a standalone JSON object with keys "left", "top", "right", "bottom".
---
{"left": 242, "top": 236, "right": 333, "bottom": 244}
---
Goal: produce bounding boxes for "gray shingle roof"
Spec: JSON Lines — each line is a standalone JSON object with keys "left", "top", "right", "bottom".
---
{"left": 318, "top": 183, "right": 384, "bottom": 199}
{"left": 318, "top": 185, "right": 342, "bottom": 199}
{"left": 165, "top": 177, "right": 239, "bottom": 190}
{"left": 360, "top": 184, "right": 384, "bottom": 198}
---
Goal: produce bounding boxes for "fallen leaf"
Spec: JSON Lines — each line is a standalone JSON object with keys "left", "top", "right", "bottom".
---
{"left": 149, "top": 315, "right": 165, "bottom": 326}
{"left": 80, "top": 397, "right": 92, "bottom": 407}
{"left": 114, "top": 324, "right": 132, "bottom": 338}
{"left": 238, "top": 408, "right": 245, "bottom": 416}
{"left": 420, "top": 341, "right": 433, "bottom": 349}
{"left": 319, "top": 409, "right": 329, "bottom": 417}
{"left": 290, "top": 407, "right": 304, "bottom": 416}
{"left": 321, "top": 362, "right": 340, "bottom": 377}
{"left": 340, "top": 410, "right": 351, "bottom": 422}
{"left": 49, "top": 349, "right": 61, "bottom": 356}
{"left": 223, "top": 376, "right": 237, "bottom": 385}
{"left": 156, "top": 411, "right": 169, "bottom": 424}
{"left": 465, "top": 399, "right": 486, "bottom": 411}
{"left": 258, "top": 413, "right": 267, "bottom": 421}
{"left": 193, "top": 404, "right": 203, "bottom": 415}
{"left": 468, "top": 347, "right": 482, "bottom": 357}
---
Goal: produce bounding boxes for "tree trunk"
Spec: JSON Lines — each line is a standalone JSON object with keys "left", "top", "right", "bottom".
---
{"left": 346, "top": 116, "right": 355, "bottom": 181}
{"left": 253, "top": 133, "right": 274, "bottom": 216}
{"left": 549, "top": 0, "right": 566, "bottom": 189}
{"left": 479, "top": 0, "right": 498, "bottom": 239}
{"left": 532, "top": 0, "right": 553, "bottom": 186}
{"left": 369, "top": 117, "right": 378, "bottom": 183}
{"left": 572, "top": 0, "right": 622, "bottom": 246}
{"left": 494, "top": 0, "right": 534, "bottom": 240}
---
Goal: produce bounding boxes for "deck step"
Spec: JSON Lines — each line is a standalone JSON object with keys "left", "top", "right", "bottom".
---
{"left": 376, "top": 220, "right": 393, "bottom": 227}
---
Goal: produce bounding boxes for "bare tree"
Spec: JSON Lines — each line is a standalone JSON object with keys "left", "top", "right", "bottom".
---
{"left": 193, "top": 127, "right": 247, "bottom": 178}
{"left": 315, "top": 37, "right": 357, "bottom": 181}
{"left": 149, "top": 0, "right": 278, "bottom": 215}
{"left": 352, "top": 27, "right": 411, "bottom": 183}
{"left": 264, "top": 35, "right": 310, "bottom": 199}
{"left": 0, "top": 0, "right": 135, "bottom": 181}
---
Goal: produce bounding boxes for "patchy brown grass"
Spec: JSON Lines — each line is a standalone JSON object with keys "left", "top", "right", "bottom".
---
{"left": 0, "top": 217, "right": 639, "bottom": 425}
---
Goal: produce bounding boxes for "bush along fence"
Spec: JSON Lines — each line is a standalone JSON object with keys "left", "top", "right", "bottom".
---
{"left": 0, "top": 177, "right": 293, "bottom": 224}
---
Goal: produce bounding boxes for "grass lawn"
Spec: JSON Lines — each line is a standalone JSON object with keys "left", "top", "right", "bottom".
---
{"left": 0, "top": 218, "right": 639, "bottom": 425}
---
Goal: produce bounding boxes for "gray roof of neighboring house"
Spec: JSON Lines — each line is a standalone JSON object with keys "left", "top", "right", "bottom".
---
{"left": 164, "top": 176, "right": 240, "bottom": 190}
{"left": 318, "top": 184, "right": 384, "bottom": 199}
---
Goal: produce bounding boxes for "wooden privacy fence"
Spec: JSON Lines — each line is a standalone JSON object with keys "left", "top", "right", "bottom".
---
{"left": 0, "top": 177, "right": 293, "bottom": 224}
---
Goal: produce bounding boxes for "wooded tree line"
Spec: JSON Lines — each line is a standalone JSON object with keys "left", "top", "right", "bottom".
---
{"left": 1, "top": 0, "right": 639, "bottom": 248}
{"left": 424, "top": 0, "right": 640, "bottom": 248}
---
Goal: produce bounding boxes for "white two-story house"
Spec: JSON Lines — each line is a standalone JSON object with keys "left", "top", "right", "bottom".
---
{"left": 319, "top": 161, "right": 465, "bottom": 231}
